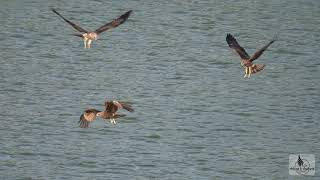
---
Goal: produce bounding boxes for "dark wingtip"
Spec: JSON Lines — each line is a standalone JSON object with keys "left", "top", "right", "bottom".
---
{"left": 226, "top": 33, "right": 234, "bottom": 40}
{"left": 51, "top": 8, "right": 62, "bottom": 17}
{"left": 226, "top": 33, "right": 235, "bottom": 47}
{"left": 271, "top": 33, "right": 278, "bottom": 42}
{"left": 51, "top": 8, "right": 58, "bottom": 13}
{"left": 126, "top": 10, "right": 133, "bottom": 15}
{"left": 267, "top": 38, "right": 276, "bottom": 48}
{"left": 270, "top": 39, "right": 276, "bottom": 44}
{"left": 123, "top": 10, "right": 132, "bottom": 19}
{"left": 125, "top": 106, "right": 134, "bottom": 112}
{"left": 79, "top": 114, "right": 84, "bottom": 123}
{"left": 121, "top": 103, "right": 134, "bottom": 112}
{"left": 115, "top": 114, "right": 127, "bottom": 118}
{"left": 127, "top": 108, "right": 134, "bottom": 112}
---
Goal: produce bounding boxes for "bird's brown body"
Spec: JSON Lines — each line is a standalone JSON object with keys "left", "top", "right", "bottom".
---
{"left": 226, "top": 34, "right": 275, "bottom": 78}
{"left": 97, "top": 111, "right": 126, "bottom": 120}
{"left": 240, "top": 60, "right": 253, "bottom": 67}
{"left": 102, "top": 100, "right": 134, "bottom": 124}
{"left": 82, "top": 32, "right": 98, "bottom": 48}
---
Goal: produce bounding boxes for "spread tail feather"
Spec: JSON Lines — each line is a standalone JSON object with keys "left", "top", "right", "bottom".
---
{"left": 252, "top": 64, "right": 265, "bottom": 74}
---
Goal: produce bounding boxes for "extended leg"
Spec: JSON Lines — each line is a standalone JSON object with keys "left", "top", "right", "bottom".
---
{"left": 83, "top": 38, "right": 88, "bottom": 49}
{"left": 110, "top": 118, "right": 116, "bottom": 124}
{"left": 244, "top": 67, "right": 248, "bottom": 78}
{"left": 248, "top": 66, "right": 252, "bottom": 78}
{"left": 110, "top": 113, "right": 116, "bottom": 124}
{"left": 87, "top": 40, "right": 92, "bottom": 48}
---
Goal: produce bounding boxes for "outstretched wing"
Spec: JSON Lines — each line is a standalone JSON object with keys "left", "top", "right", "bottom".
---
{"left": 113, "top": 114, "right": 127, "bottom": 118}
{"left": 95, "top": 10, "right": 132, "bottom": 34}
{"left": 79, "top": 114, "right": 90, "bottom": 128}
{"left": 118, "top": 101, "right": 134, "bottom": 112}
{"left": 249, "top": 40, "right": 275, "bottom": 62}
{"left": 78, "top": 109, "right": 99, "bottom": 128}
{"left": 105, "top": 101, "right": 118, "bottom": 113}
{"left": 226, "top": 34, "right": 250, "bottom": 60}
{"left": 52, "top": 8, "right": 88, "bottom": 33}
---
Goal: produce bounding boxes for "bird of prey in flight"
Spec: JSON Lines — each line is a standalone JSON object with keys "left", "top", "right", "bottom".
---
{"left": 79, "top": 100, "right": 134, "bottom": 128}
{"left": 226, "top": 34, "right": 275, "bottom": 78}
{"left": 52, "top": 8, "right": 132, "bottom": 48}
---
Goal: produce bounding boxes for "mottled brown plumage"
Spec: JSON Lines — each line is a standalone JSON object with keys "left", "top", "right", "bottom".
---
{"left": 226, "top": 33, "right": 275, "bottom": 78}
{"left": 52, "top": 8, "right": 132, "bottom": 48}
{"left": 105, "top": 100, "right": 134, "bottom": 113}
{"left": 102, "top": 100, "right": 134, "bottom": 124}
{"left": 79, "top": 100, "right": 134, "bottom": 128}
{"left": 79, "top": 109, "right": 100, "bottom": 128}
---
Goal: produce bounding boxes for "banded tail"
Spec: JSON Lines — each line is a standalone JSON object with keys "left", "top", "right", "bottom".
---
{"left": 251, "top": 64, "right": 265, "bottom": 74}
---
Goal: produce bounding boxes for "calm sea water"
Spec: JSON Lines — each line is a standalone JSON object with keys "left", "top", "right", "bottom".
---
{"left": 0, "top": 0, "right": 319, "bottom": 179}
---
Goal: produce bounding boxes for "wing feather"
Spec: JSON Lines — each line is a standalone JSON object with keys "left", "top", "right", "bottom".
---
{"left": 52, "top": 8, "right": 88, "bottom": 33}
{"left": 78, "top": 109, "right": 99, "bottom": 128}
{"left": 249, "top": 40, "right": 275, "bottom": 62}
{"left": 118, "top": 102, "right": 134, "bottom": 112}
{"left": 95, "top": 10, "right": 132, "bottom": 34}
{"left": 79, "top": 114, "right": 90, "bottom": 128}
{"left": 105, "top": 101, "right": 118, "bottom": 113}
{"left": 226, "top": 34, "right": 250, "bottom": 60}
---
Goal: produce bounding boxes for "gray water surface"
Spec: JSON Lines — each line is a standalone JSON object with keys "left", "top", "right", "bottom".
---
{"left": 0, "top": 0, "right": 319, "bottom": 179}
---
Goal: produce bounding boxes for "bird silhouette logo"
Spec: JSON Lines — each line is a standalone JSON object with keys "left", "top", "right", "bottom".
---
{"left": 294, "top": 155, "right": 310, "bottom": 175}
{"left": 297, "top": 155, "right": 304, "bottom": 167}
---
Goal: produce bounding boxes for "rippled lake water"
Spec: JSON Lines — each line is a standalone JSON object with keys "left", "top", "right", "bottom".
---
{"left": 0, "top": 0, "right": 319, "bottom": 179}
